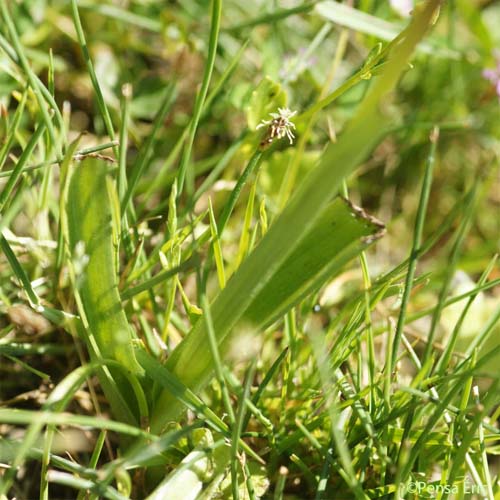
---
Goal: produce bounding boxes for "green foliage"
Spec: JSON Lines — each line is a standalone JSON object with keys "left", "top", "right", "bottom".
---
{"left": 245, "top": 77, "right": 288, "bottom": 130}
{"left": 67, "top": 159, "right": 143, "bottom": 376}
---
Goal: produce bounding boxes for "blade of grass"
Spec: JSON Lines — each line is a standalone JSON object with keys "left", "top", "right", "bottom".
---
{"left": 70, "top": 0, "right": 118, "bottom": 157}
{"left": 0, "top": 88, "right": 27, "bottom": 171}
{"left": 390, "top": 126, "right": 439, "bottom": 372}
{"left": 208, "top": 198, "right": 226, "bottom": 290}
{"left": 143, "top": 40, "right": 249, "bottom": 205}
{"left": 0, "top": 121, "right": 46, "bottom": 213}
{"left": 118, "top": 84, "right": 132, "bottom": 202}
{"left": 120, "top": 255, "right": 198, "bottom": 300}
{"left": 0, "top": 33, "right": 63, "bottom": 135}
{"left": 77, "top": 0, "right": 162, "bottom": 32}
{"left": 134, "top": 348, "right": 263, "bottom": 464}
{"left": 472, "top": 385, "right": 495, "bottom": 499}
{"left": 176, "top": 0, "right": 222, "bottom": 195}
{"left": 120, "top": 82, "right": 177, "bottom": 216}
{"left": 0, "top": 235, "right": 70, "bottom": 326}
{"left": 460, "top": 304, "right": 500, "bottom": 365}
{"left": 0, "top": 1, "right": 61, "bottom": 151}
{"left": 435, "top": 254, "right": 498, "bottom": 373}
{"left": 46, "top": 470, "right": 127, "bottom": 500}
{"left": 201, "top": 294, "right": 235, "bottom": 423}
{"left": 235, "top": 179, "right": 257, "bottom": 267}
{"left": 308, "top": 326, "right": 367, "bottom": 499}
{"left": 315, "top": 1, "right": 459, "bottom": 58}
{"left": 224, "top": 2, "right": 317, "bottom": 32}
{"left": 422, "top": 177, "right": 478, "bottom": 365}
{"left": 67, "top": 158, "right": 143, "bottom": 375}
{"left": 0, "top": 141, "right": 119, "bottom": 179}
{"left": 445, "top": 380, "right": 499, "bottom": 493}
{"left": 231, "top": 360, "right": 257, "bottom": 500}
{"left": 199, "top": 149, "right": 265, "bottom": 288}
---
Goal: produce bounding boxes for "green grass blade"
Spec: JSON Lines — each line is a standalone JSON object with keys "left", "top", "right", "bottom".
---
{"left": 176, "top": 0, "right": 222, "bottom": 195}
{"left": 0, "top": 89, "right": 27, "bottom": 171}
{"left": 67, "top": 158, "right": 143, "bottom": 421}
{"left": 231, "top": 360, "right": 256, "bottom": 500}
{"left": 225, "top": 2, "right": 317, "bottom": 32}
{"left": 77, "top": 0, "right": 162, "bottom": 32}
{"left": 46, "top": 470, "right": 127, "bottom": 500}
{"left": 422, "top": 180, "right": 478, "bottom": 365}
{"left": 151, "top": 198, "right": 385, "bottom": 431}
{"left": 391, "top": 127, "right": 438, "bottom": 372}
{"left": 0, "top": 1, "right": 61, "bottom": 151}
{"left": 241, "top": 198, "right": 385, "bottom": 329}
{"left": 435, "top": 254, "right": 498, "bottom": 373}
{"left": 67, "top": 159, "right": 143, "bottom": 376}
{"left": 70, "top": 0, "right": 118, "bottom": 156}
{"left": 208, "top": 198, "right": 226, "bottom": 289}
{"left": 120, "top": 82, "right": 177, "bottom": 215}
{"left": 0, "top": 121, "right": 46, "bottom": 213}
{"left": 201, "top": 294, "right": 234, "bottom": 423}
{"left": 120, "top": 256, "right": 198, "bottom": 300}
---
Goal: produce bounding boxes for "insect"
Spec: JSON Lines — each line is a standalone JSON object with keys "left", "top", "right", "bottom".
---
{"left": 256, "top": 107, "right": 297, "bottom": 148}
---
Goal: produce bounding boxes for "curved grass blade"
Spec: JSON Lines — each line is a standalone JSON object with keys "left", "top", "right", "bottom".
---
{"left": 151, "top": 198, "right": 385, "bottom": 431}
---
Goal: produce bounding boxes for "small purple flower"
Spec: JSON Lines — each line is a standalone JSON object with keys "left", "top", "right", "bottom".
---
{"left": 482, "top": 55, "right": 500, "bottom": 99}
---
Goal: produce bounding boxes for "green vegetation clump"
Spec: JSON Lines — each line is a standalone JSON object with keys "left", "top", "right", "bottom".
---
{"left": 0, "top": 1, "right": 499, "bottom": 499}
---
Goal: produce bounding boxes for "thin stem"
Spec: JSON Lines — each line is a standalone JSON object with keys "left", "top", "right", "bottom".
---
{"left": 176, "top": 0, "right": 222, "bottom": 196}
{"left": 391, "top": 126, "right": 439, "bottom": 372}
{"left": 70, "top": 0, "right": 118, "bottom": 157}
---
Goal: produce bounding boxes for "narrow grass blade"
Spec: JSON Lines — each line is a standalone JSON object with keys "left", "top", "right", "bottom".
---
{"left": 391, "top": 127, "right": 439, "bottom": 372}
{"left": 120, "top": 256, "right": 198, "bottom": 300}
{"left": 0, "top": 89, "right": 27, "bottom": 171}
{"left": 208, "top": 198, "right": 226, "bottom": 289}
{"left": 77, "top": 0, "right": 162, "bottom": 32}
{"left": 435, "top": 254, "right": 498, "bottom": 373}
{"left": 0, "top": 1, "right": 61, "bottom": 150}
{"left": 422, "top": 179, "right": 478, "bottom": 365}
{"left": 202, "top": 294, "right": 234, "bottom": 422}
{"left": 231, "top": 361, "right": 256, "bottom": 500}
{"left": 70, "top": 0, "right": 117, "bottom": 156}
{"left": 225, "top": 2, "right": 316, "bottom": 32}
{"left": 0, "top": 122, "right": 46, "bottom": 213}
{"left": 120, "top": 82, "right": 176, "bottom": 215}
{"left": 176, "top": 0, "right": 222, "bottom": 195}
{"left": 46, "top": 470, "right": 127, "bottom": 500}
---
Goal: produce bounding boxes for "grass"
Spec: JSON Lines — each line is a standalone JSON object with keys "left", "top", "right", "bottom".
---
{"left": 0, "top": 0, "right": 499, "bottom": 499}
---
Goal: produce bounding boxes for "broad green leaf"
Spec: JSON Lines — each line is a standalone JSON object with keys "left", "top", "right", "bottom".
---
{"left": 66, "top": 159, "right": 145, "bottom": 425}
{"left": 150, "top": 0, "right": 443, "bottom": 433}
{"left": 67, "top": 158, "right": 143, "bottom": 376}
{"left": 242, "top": 198, "right": 385, "bottom": 330}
